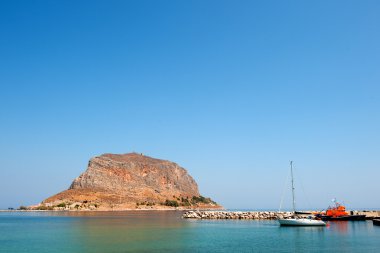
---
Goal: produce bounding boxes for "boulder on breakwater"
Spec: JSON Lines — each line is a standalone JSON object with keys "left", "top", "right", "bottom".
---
{"left": 182, "top": 211, "right": 295, "bottom": 220}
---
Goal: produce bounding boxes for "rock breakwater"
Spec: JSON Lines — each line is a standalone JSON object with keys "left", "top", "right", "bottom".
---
{"left": 183, "top": 210, "right": 380, "bottom": 220}
{"left": 183, "top": 211, "right": 294, "bottom": 220}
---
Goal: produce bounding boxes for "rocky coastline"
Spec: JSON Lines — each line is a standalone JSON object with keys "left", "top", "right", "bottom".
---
{"left": 30, "top": 153, "right": 222, "bottom": 211}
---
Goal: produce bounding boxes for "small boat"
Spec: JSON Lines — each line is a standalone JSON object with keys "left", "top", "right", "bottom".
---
{"left": 373, "top": 219, "right": 380, "bottom": 226}
{"left": 278, "top": 161, "right": 326, "bottom": 226}
{"left": 278, "top": 217, "right": 326, "bottom": 226}
{"left": 316, "top": 199, "right": 366, "bottom": 221}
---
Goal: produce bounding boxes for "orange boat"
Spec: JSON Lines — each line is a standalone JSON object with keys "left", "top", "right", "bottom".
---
{"left": 316, "top": 199, "right": 366, "bottom": 221}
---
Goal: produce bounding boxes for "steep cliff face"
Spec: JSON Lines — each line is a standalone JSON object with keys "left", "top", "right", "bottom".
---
{"left": 41, "top": 153, "right": 220, "bottom": 210}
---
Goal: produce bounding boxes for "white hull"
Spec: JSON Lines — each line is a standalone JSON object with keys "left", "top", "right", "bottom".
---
{"left": 278, "top": 162, "right": 325, "bottom": 227}
{"left": 278, "top": 218, "right": 326, "bottom": 226}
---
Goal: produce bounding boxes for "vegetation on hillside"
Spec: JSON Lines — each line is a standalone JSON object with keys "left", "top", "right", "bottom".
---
{"left": 163, "top": 195, "right": 218, "bottom": 207}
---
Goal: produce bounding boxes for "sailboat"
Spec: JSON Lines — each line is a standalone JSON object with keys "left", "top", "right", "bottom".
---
{"left": 278, "top": 161, "right": 326, "bottom": 226}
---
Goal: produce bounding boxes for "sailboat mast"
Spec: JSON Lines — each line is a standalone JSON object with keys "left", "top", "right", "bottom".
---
{"left": 290, "top": 161, "right": 296, "bottom": 213}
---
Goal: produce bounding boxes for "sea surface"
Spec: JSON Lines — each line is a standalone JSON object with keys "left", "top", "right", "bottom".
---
{"left": 0, "top": 211, "right": 379, "bottom": 253}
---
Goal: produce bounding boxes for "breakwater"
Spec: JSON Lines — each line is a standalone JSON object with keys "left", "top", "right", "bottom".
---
{"left": 182, "top": 211, "right": 293, "bottom": 220}
{"left": 182, "top": 210, "right": 380, "bottom": 220}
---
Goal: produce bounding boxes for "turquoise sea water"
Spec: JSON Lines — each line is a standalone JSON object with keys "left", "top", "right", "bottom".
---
{"left": 0, "top": 211, "right": 379, "bottom": 253}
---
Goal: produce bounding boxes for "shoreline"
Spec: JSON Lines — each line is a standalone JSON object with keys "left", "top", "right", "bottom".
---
{"left": 2, "top": 209, "right": 380, "bottom": 216}
{"left": 0, "top": 207, "right": 223, "bottom": 212}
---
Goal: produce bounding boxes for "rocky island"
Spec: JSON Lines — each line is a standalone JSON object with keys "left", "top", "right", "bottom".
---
{"left": 31, "top": 153, "right": 221, "bottom": 211}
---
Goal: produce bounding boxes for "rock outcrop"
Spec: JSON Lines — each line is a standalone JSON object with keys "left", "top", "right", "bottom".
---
{"left": 40, "top": 153, "right": 221, "bottom": 210}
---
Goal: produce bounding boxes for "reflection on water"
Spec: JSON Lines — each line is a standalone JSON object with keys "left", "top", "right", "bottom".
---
{"left": 0, "top": 211, "right": 379, "bottom": 253}
{"left": 70, "top": 211, "right": 191, "bottom": 252}
{"left": 329, "top": 221, "right": 349, "bottom": 234}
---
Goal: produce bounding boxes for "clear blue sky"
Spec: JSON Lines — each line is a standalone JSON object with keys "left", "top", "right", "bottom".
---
{"left": 1, "top": 0, "right": 379, "bottom": 210}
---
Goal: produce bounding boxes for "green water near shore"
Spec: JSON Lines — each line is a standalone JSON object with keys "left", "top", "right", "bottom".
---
{"left": 1, "top": 211, "right": 379, "bottom": 252}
